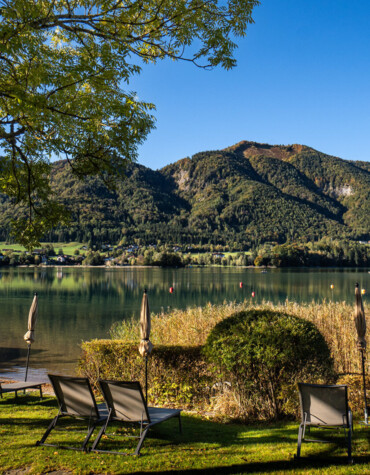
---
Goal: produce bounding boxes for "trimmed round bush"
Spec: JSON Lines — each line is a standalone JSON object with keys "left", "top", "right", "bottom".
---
{"left": 203, "top": 309, "right": 335, "bottom": 420}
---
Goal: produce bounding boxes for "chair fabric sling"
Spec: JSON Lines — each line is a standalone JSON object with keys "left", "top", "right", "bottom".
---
{"left": 296, "top": 383, "right": 352, "bottom": 462}
{"left": 91, "top": 380, "right": 182, "bottom": 456}
{"left": 36, "top": 374, "right": 108, "bottom": 451}
{"left": 0, "top": 380, "right": 43, "bottom": 399}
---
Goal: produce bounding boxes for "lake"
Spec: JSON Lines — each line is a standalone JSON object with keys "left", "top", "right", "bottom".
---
{"left": 0, "top": 266, "right": 368, "bottom": 381}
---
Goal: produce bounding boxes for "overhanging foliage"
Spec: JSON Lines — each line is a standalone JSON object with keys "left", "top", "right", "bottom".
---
{"left": 0, "top": 0, "right": 259, "bottom": 248}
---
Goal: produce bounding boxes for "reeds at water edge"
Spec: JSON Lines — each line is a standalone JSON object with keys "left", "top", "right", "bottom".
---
{"left": 111, "top": 299, "right": 368, "bottom": 375}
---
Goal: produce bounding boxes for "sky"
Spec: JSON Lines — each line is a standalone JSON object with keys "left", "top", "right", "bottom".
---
{"left": 130, "top": 0, "right": 370, "bottom": 170}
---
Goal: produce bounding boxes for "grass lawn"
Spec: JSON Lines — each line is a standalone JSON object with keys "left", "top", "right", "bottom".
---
{"left": 0, "top": 242, "right": 86, "bottom": 255}
{"left": 0, "top": 392, "right": 369, "bottom": 474}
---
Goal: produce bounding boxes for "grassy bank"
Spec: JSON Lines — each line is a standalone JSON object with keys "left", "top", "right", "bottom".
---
{"left": 0, "top": 392, "right": 369, "bottom": 474}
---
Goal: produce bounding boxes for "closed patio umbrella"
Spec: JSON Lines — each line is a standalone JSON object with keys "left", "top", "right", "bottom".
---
{"left": 23, "top": 292, "right": 38, "bottom": 381}
{"left": 138, "top": 289, "right": 153, "bottom": 404}
{"left": 354, "top": 283, "right": 368, "bottom": 424}
{"left": 354, "top": 283, "right": 366, "bottom": 349}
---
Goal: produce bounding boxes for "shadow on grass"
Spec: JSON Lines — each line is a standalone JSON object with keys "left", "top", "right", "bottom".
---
{"left": 0, "top": 394, "right": 57, "bottom": 408}
{"left": 1, "top": 400, "right": 369, "bottom": 443}
{"left": 0, "top": 396, "right": 293, "bottom": 445}
{"left": 0, "top": 395, "right": 58, "bottom": 429}
{"left": 1, "top": 396, "right": 370, "bottom": 474}
{"left": 97, "top": 415, "right": 301, "bottom": 449}
{"left": 130, "top": 455, "right": 370, "bottom": 474}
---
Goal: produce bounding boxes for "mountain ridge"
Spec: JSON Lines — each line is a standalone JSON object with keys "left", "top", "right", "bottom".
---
{"left": 0, "top": 141, "right": 368, "bottom": 246}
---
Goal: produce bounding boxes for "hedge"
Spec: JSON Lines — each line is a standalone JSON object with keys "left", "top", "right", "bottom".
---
{"left": 78, "top": 332, "right": 368, "bottom": 421}
{"left": 79, "top": 340, "right": 215, "bottom": 409}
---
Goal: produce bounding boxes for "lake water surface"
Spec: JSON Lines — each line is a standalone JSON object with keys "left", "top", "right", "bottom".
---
{"left": 0, "top": 266, "right": 368, "bottom": 381}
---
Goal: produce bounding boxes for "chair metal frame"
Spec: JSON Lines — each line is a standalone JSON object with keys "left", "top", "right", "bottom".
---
{"left": 36, "top": 374, "right": 107, "bottom": 452}
{"left": 91, "top": 380, "right": 182, "bottom": 456}
{"left": 296, "top": 382, "right": 353, "bottom": 463}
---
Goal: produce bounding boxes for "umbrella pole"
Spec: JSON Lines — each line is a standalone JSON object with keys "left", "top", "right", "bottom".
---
{"left": 361, "top": 348, "right": 368, "bottom": 425}
{"left": 145, "top": 356, "right": 148, "bottom": 405}
{"left": 25, "top": 343, "right": 31, "bottom": 382}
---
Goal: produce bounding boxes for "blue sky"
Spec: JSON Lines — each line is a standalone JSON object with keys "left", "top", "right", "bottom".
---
{"left": 131, "top": 0, "right": 370, "bottom": 170}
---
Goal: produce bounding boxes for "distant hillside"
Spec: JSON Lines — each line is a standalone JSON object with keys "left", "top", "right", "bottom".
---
{"left": 0, "top": 141, "right": 369, "bottom": 246}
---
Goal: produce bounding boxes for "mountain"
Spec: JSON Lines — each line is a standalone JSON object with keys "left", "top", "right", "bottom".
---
{"left": 0, "top": 141, "right": 369, "bottom": 246}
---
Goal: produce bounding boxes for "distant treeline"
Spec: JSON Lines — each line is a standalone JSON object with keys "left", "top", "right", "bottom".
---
{"left": 253, "top": 240, "right": 369, "bottom": 267}
{"left": 1, "top": 239, "right": 368, "bottom": 268}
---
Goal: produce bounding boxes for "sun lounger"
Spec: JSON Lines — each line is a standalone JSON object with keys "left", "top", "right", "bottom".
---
{"left": 91, "top": 380, "right": 182, "bottom": 456}
{"left": 0, "top": 380, "right": 43, "bottom": 398}
{"left": 296, "top": 382, "right": 352, "bottom": 463}
{"left": 36, "top": 374, "right": 108, "bottom": 451}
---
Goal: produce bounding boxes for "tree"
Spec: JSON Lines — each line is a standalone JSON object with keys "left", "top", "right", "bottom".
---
{"left": 0, "top": 0, "right": 259, "bottom": 249}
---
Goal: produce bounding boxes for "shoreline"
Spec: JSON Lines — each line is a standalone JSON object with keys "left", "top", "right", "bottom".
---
{"left": 4, "top": 264, "right": 370, "bottom": 270}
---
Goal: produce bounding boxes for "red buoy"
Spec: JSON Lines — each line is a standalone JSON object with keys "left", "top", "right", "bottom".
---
{"left": 169, "top": 287, "right": 174, "bottom": 293}
{"left": 239, "top": 282, "right": 243, "bottom": 288}
{"left": 251, "top": 291, "right": 255, "bottom": 297}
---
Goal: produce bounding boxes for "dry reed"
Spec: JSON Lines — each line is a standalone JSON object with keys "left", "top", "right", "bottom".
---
{"left": 111, "top": 299, "right": 368, "bottom": 375}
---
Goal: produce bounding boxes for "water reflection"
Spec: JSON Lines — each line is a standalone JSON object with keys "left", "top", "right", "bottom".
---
{"left": 0, "top": 266, "right": 368, "bottom": 378}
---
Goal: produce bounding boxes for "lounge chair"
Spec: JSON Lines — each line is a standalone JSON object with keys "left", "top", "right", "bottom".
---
{"left": 91, "top": 380, "right": 182, "bottom": 456}
{"left": 0, "top": 380, "right": 43, "bottom": 399}
{"left": 36, "top": 374, "right": 108, "bottom": 451}
{"left": 296, "top": 383, "right": 353, "bottom": 462}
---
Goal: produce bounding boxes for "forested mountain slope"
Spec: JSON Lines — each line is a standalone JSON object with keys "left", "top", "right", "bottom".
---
{"left": 0, "top": 141, "right": 368, "bottom": 246}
